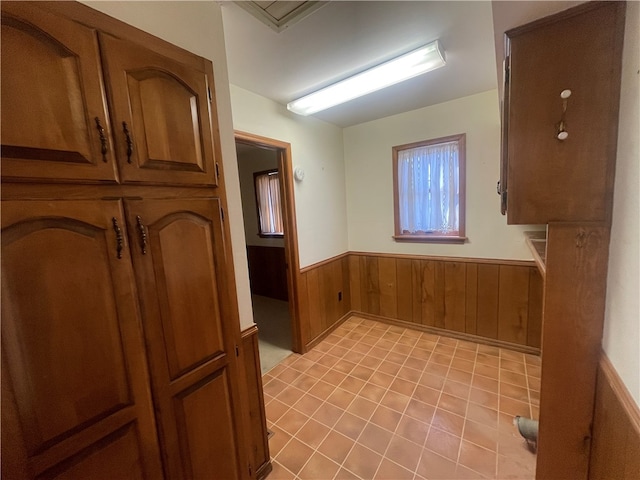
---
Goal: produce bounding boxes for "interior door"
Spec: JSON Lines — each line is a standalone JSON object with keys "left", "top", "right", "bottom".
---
{"left": 99, "top": 33, "right": 218, "bottom": 186}
{"left": 1, "top": 199, "right": 162, "bottom": 479}
{"left": 0, "top": 2, "right": 118, "bottom": 183}
{"left": 124, "top": 198, "right": 245, "bottom": 479}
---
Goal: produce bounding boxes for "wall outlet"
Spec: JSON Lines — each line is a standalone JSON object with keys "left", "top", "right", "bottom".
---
{"left": 338, "top": 291, "right": 343, "bottom": 301}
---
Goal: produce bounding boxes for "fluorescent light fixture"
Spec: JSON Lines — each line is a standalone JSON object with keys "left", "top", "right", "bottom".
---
{"left": 287, "top": 40, "right": 446, "bottom": 116}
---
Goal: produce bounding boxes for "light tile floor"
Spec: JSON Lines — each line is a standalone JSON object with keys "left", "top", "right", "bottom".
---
{"left": 262, "top": 316, "right": 540, "bottom": 480}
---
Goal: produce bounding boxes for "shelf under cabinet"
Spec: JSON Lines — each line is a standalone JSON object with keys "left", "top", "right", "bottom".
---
{"left": 525, "top": 231, "right": 547, "bottom": 278}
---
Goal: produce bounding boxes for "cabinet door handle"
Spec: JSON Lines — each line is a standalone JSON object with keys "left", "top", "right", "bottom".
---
{"left": 112, "top": 217, "right": 124, "bottom": 259}
{"left": 95, "top": 117, "right": 108, "bottom": 162}
{"left": 136, "top": 215, "right": 147, "bottom": 254}
{"left": 123, "top": 121, "right": 134, "bottom": 163}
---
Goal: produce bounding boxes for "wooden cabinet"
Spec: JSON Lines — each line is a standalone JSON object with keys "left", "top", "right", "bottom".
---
{"left": 0, "top": 3, "right": 117, "bottom": 183}
{"left": 1, "top": 2, "right": 220, "bottom": 187}
{"left": 123, "top": 198, "right": 243, "bottom": 479}
{"left": 1, "top": 2, "right": 259, "bottom": 479}
{"left": 1, "top": 199, "right": 163, "bottom": 479}
{"left": 100, "top": 34, "right": 219, "bottom": 186}
{"left": 500, "top": 1, "right": 625, "bottom": 225}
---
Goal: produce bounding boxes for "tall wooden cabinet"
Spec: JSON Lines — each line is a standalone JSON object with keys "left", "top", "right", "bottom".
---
{"left": 1, "top": 2, "right": 262, "bottom": 479}
{"left": 1, "top": 199, "right": 164, "bottom": 479}
{"left": 500, "top": 2, "right": 625, "bottom": 479}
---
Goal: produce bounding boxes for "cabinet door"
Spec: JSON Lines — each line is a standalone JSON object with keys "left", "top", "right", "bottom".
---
{"left": 1, "top": 200, "right": 162, "bottom": 479}
{"left": 0, "top": 3, "right": 118, "bottom": 183}
{"left": 124, "top": 198, "right": 245, "bottom": 479}
{"left": 504, "top": 2, "right": 624, "bottom": 224}
{"left": 100, "top": 33, "right": 219, "bottom": 186}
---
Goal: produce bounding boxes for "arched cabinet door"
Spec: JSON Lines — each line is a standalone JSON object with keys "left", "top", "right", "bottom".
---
{"left": 0, "top": 3, "right": 118, "bottom": 183}
{"left": 124, "top": 198, "right": 244, "bottom": 479}
{"left": 100, "top": 33, "right": 220, "bottom": 187}
{"left": 1, "top": 200, "right": 163, "bottom": 479}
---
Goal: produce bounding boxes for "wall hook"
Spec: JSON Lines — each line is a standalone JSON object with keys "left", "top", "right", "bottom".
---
{"left": 556, "top": 89, "right": 571, "bottom": 141}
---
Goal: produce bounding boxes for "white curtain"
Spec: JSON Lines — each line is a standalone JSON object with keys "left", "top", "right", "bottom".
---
{"left": 256, "top": 172, "right": 284, "bottom": 234}
{"left": 398, "top": 141, "right": 459, "bottom": 234}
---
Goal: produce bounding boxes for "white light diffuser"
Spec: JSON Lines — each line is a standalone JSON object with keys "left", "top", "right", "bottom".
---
{"left": 287, "top": 40, "right": 446, "bottom": 116}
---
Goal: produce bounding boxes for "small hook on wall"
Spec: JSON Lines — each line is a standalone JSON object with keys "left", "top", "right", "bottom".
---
{"left": 556, "top": 89, "right": 571, "bottom": 141}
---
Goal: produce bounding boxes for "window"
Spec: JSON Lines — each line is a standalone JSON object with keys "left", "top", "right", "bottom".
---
{"left": 254, "top": 169, "right": 284, "bottom": 237}
{"left": 392, "top": 133, "right": 466, "bottom": 243}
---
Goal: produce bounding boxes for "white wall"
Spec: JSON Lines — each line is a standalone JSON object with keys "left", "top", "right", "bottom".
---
{"left": 229, "top": 85, "right": 348, "bottom": 268}
{"left": 237, "top": 148, "right": 283, "bottom": 248}
{"left": 344, "top": 89, "right": 536, "bottom": 260}
{"left": 82, "top": 1, "right": 255, "bottom": 329}
{"left": 603, "top": 1, "right": 640, "bottom": 406}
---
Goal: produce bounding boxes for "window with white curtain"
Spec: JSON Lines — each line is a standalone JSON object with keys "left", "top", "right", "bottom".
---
{"left": 392, "top": 133, "right": 466, "bottom": 243}
{"left": 254, "top": 169, "right": 284, "bottom": 236}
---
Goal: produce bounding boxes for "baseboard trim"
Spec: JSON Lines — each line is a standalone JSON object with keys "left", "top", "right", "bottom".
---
{"left": 255, "top": 460, "right": 272, "bottom": 480}
{"left": 351, "top": 311, "right": 541, "bottom": 355}
{"left": 304, "top": 312, "right": 352, "bottom": 352}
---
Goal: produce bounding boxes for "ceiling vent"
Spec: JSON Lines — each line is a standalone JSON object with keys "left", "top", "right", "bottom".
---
{"left": 234, "top": 1, "right": 328, "bottom": 32}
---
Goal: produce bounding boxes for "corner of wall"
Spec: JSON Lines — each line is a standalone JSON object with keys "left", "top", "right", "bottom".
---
{"left": 602, "top": 0, "right": 640, "bottom": 405}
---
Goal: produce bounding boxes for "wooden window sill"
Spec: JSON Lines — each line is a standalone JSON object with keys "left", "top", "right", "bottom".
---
{"left": 393, "top": 235, "right": 467, "bottom": 244}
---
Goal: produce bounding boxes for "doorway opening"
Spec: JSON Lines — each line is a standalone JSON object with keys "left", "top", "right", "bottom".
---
{"left": 235, "top": 131, "right": 302, "bottom": 374}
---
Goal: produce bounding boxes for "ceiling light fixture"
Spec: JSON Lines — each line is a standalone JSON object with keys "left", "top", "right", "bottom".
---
{"left": 287, "top": 40, "right": 446, "bottom": 116}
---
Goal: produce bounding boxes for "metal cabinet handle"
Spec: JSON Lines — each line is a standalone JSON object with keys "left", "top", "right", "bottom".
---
{"left": 112, "top": 217, "right": 124, "bottom": 259}
{"left": 136, "top": 215, "right": 147, "bottom": 254}
{"left": 95, "top": 117, "right": 108, "bottom": 162}
{"left": 123, "top": 121, "right": 134, "bottom": 163}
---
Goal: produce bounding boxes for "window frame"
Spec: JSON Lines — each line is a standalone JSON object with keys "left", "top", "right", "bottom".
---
{"left": 392, "top": 133, "right": 467, "bottom": 244}
{"left": 253, "top": 168, "right": 284, "bottom": 238}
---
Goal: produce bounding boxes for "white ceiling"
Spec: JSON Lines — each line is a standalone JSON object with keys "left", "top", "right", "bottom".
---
{"left": 221, "top": 1, "right": 499, "bottom": 127}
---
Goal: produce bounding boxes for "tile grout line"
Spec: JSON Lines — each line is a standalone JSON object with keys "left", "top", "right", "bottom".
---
{"left": 453, "top": 341, "right": 479, "bottom": 473}
{"left": 408, "top": 334, "right": 459, "bottom": 479}
{"left": 369, "top": 327, "right": 439, "bottom": 479}
{"left": 264, "top": 317, "right": 536, "bottom": 480}
{"left": 331, "top": 321, "right": 421, "bottom": 479}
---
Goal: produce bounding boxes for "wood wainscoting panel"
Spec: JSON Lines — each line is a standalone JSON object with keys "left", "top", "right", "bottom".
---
{"left": 299, "top": 255, "right": 351, "bottom": 349}
{"left": 589, "top": 354, "right": 640, "bottom": 479}
{"left": 349, "top": 253, "right": 542, "bottom": 349}
{"left": 247, "top": 245, "right": 288, "bottom": 301}
{"left": 241, "top": 326, "right": 271, "bottom": 480}
{"left": 497, "top": 265, "right": 531, "bottom": 345}
{"left": 297, "top": 252, "right": 542, "bottom": 352}
{"left": 527, "top": 268, "right": 544, "bottom": 349}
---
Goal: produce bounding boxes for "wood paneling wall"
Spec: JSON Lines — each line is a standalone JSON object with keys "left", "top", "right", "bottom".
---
{"left": 247, "top": 245, "right": 288, "bottom": 301}
{"left": 297, "top": 254, "right": 351, "bottom": 349}
{"left": 241, "top": 326, "right": 271, "bottom": 480}
{"left": 349, "top": 253, "right": 543, "bottom": 349}
{"left": 295, "top": 252, "right": 543, "bottom": 352}
{"left": 589, "top": 354, "right": 640, "bottom": 479}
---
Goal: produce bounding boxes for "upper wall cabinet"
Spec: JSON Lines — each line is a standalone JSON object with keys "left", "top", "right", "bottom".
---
{"left": 1, "top": 2, "right": 220, "bottom": 187}
{"left": 99, "top": 33, "right": 219, "bottom": 186}
{"left": 499, "top": 2, "right": 625, "bottom": 224}
{"left": 0, "top": 2, "right": 118, "bottom": 183}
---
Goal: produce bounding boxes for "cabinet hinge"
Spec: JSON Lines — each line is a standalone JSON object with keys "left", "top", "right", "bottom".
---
{"left": 208, "top": 86, "right": 212, "bottom": 103}
{"left": 235, "top": 345, "right": 239, "bottom": 357}
{"left": 504, "top": 56, "right": 510, "bottom": 84}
